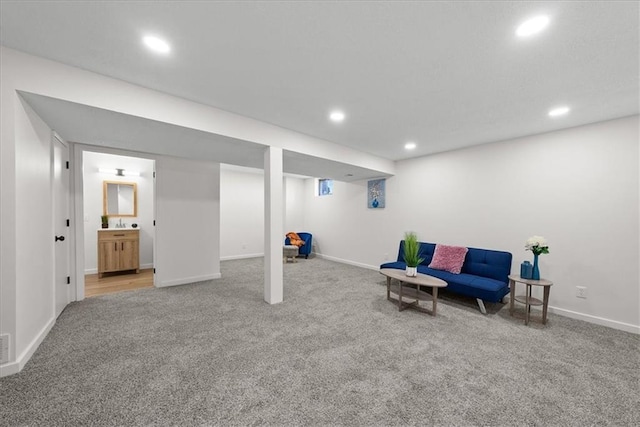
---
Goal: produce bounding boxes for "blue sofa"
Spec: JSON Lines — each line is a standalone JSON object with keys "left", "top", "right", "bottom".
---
{"left": 285, "top": 232, "right": 313, "bottom": 259}
{"left": 380, "top": 241, "right": 512, "bottom": 313}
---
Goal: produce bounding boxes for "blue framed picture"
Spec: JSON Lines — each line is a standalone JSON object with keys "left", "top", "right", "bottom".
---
{"left": 367, "top": 178, "right": 385, "bottom": 209}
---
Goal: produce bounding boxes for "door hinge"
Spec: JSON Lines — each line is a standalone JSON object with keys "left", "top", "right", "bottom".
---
{"left": 153, "top": 220, "right": 156, "bottom": 226}
{"left": 66, "top": 219, "right": 70, "bottom": 227}
{"left": 66, "top": 276, "right": 70, "bottom": 284}
{"left": 153, "top": 268, "right": 156, "bottom": 274}
{"left": 65, "top": 161, "right": 69, "bottom": 169}
{"left": 153, "top": 171, "right": 156, "bottom": 178}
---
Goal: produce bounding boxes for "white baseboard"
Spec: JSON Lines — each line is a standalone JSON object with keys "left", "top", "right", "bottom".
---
{"left": 316, "top": 253, "right": 640, "bottom": 335}
{"left": 547, "top": 306, "right": 639, "bottom": 334}
{"left": 85, "top": 263, "right": 154, "bottom": 275}
{"left": 220, "top": 253, "right": 264, "bottom": 261}
{"left": 0, "top": 316, "right": 55, "bottom": 377}
{"left": 156, "top": 273, "right": 222, "bottom": 288}
{"left": 313, "top": 252, "right": 379, "bottom": 271}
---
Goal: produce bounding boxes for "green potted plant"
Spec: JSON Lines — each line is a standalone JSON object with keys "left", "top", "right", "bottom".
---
{"left": 403, "top": 231, "right": 424, "bottom": 277}
{"left": 101, "top": 215, "right": 109, "bottom": 229}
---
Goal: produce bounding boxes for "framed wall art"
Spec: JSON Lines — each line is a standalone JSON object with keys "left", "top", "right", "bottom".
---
{"left": 367, "top": 178, "right": 385, "bottom": 209}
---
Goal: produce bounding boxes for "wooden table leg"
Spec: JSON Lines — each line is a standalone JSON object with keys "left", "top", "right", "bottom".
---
{"left": 398, "top": 281, "right": 403, "bottom": 311}
{"left": 386, "top": 277, "right": 391, "bottom": 300}
{"left": 509, "top": 279, "right": 515, "bottom": 316}
{"left": 432, "top": 286, "right": 438, "bottom": 316}
{"left": 542, "top": 285, "right": 550, "bottom": 324}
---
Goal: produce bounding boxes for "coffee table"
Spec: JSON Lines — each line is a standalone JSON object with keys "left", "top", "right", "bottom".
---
{"left": 380, "top": 268, "right": 448, "bottom": 316}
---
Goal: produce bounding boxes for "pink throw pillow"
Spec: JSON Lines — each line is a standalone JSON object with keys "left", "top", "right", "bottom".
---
{"left": 428, "top": 244, "right": 468, "bottom": 274}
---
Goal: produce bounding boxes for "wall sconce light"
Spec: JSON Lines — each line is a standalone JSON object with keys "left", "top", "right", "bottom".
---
{"left": 98, "top": 168, "right": 140, "bottom": 177}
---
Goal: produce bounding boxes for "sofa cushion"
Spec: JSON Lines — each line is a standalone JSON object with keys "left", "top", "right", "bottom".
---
{"left": 380, "top": 261, "right": 406, "bottom": 271}
{"left": 416, "top": 266, "right": 509, "bottom": 302}
{"left": 428, "top": 244, "right": 468, "bottom": 274}
{"left": 461, "top": 247, "right": 512, "bottom": 283}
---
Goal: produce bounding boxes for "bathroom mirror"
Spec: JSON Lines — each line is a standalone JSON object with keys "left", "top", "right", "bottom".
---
{"left": 103, "top": 181, "right": 137, "bottom": 217}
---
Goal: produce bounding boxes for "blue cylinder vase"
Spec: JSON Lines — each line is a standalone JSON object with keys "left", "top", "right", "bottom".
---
{"left": 520, "top": 261, "right": 533, "bottom": 279}
{"left": 532, "top": 254, "right": 540, "bottom": 280}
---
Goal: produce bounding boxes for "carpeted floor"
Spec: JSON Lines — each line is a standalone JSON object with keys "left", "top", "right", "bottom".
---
{"left": 1, "top": 257, "right": 638, "bottom": 426}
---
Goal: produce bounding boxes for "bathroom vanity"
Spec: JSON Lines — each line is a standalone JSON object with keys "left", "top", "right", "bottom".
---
{"left": 97, "top": 229, "right": 140, "bottom": 278}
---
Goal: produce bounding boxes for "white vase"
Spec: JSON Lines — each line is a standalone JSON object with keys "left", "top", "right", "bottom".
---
{"left": 406, "top": 266, "right": 417, "bottom": 277}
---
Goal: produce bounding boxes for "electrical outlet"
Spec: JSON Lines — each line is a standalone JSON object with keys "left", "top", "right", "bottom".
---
{"left": 576, "top": 286, "right": 588, "bottom": 299}
{"left": 0, "top": 334, "right": 9, "bottom": 364}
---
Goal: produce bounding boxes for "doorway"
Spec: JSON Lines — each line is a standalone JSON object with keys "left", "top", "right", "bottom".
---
{"left": 81, "top": 151, "right": 155, "bottom": 297}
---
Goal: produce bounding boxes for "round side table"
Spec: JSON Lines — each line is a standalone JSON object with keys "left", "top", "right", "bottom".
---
{"left": 508, "top": 275, "right": 553, "bottom": 325}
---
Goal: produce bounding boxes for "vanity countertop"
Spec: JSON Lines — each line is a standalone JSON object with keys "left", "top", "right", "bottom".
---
{"left": 97, "top": 227, "right": 140, "bottom": 232}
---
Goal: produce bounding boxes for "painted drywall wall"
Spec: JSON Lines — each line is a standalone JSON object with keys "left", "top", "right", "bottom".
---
{"left": 220, "top": 168, "right": 264, "bottom": 259}
{"left": 155, "top": 156, "right": 221, "bottom": 287}
{"left": 219, "top": 168, "right": 308, "bottom": 260}
{"left": 304, "top": 116, "right": 640, "bottom": 332}
{"left": 285, "top": 177, "right": 306, "bottom": 234}
{"left": 82, "top": 152, "right": 154, "bottom": 273}
{"left": 13, "top": 96, "right": 55, "bottom": 368}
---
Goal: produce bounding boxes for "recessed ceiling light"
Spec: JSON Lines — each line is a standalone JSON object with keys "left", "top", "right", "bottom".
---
{"left": 143, "top": 35, "right": 171, "bottom": 54}
{"left": 516, "top": 16, "right": 550, "bottom": 37}
{"left": 404, "top": 142, "right": 417, "bottom": 150}
{"left": 548, "top": 106, "right": 570, "bottom": 117}
{"left": 329, "top": 110, "right": 345, "bottom": 123}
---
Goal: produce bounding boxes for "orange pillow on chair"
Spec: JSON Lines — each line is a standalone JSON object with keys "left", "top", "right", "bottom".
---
{"left": 286, "top": 232, "right": 305, "bottom": 247}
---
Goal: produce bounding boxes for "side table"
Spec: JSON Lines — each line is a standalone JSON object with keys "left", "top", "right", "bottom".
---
{"left": 508, "top": 275, "right": 553, "bottom": 325}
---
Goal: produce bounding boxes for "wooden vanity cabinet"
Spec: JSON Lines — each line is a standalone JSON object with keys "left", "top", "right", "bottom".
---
{"left": 98, "top": 229, "right": 140, "bottom": 278}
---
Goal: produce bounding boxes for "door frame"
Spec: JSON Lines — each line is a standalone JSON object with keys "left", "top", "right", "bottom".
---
{"left": 72, "top": 144, "right": 156, "bottom": 300}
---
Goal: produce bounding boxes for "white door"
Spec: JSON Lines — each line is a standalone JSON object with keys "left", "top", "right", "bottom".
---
{"left": 53, "top": 135, "right": 70, "bottom": 318}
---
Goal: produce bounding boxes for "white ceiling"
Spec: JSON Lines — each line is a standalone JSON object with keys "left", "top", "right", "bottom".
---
{"left": 1, "top": 1, "right": 638, "bottom": 162}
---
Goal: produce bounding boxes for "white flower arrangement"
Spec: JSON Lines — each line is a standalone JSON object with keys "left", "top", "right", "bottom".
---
{"left": 525, "top": 235, "right": 550, "bottom": 255}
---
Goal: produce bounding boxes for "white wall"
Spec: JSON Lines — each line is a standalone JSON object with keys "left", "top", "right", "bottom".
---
{"left": 155, "top": 156, "right": 220, "bottom": 287}
{"left": 0, "top": 94, "right": 56, "bottom": 375}
{"left": 219, "top": 167, "right": 309, "bottom": 260}
{"left": 220, "top": 168, "right": 264, "bottom": 259}
{"left": 82, "top": 152, "right": 154, "bottom": 273}
{"left": 305, "top": 116, "right": 640, "bottom": 332}
{"left": 285, "top": 177, "right": 306, "bottom": 233}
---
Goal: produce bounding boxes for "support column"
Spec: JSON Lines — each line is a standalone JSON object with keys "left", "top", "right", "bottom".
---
{"left": 264, "top": 146, "right": 284, "bottom": 304}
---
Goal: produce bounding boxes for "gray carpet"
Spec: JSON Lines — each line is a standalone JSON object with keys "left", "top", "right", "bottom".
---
{"left": 1, "top": 257, "right": 638, "bottom": 426}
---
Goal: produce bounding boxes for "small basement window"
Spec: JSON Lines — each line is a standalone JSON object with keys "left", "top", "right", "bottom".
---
{"left": 318, "top": 179, "right": 333, "bottom": 196}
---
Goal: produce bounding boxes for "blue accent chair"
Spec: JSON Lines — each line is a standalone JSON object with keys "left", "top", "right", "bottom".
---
{"left": 285, "top": 232, "right": 313, "bottom": 259}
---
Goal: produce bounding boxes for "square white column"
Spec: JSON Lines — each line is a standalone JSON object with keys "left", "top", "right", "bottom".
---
{"left": 264, "top": 146, "right": 283, "bottom": 304}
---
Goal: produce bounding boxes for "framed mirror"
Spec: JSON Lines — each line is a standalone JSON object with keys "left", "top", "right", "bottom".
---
{"left": 103, "top": 181, "right": 138, "bottom": 217}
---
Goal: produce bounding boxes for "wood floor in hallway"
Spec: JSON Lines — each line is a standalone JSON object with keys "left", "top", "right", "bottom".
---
{"left": 85, "top": 268, "right": 154, "bottom": 297}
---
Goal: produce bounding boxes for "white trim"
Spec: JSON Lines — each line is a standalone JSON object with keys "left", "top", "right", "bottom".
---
{"left": 84, "top": 263, "right": 153, "bottom": 275}
{"left": 0, "top": 317, "right": 55, "bottom": 377}
{"left": 313, "top": 253, "right": 379, "bottom": 271}
{"left": 316, "top": 253, "right": 640, "bottom": 335}
{"left": 220, "top": 253, "right": 264, "bottom": 261}
{"left": 156, "top": 273, "right": 221, "bottom": 288}
{"left": 547, "top": 306, "right": 639, "bottom": 334}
